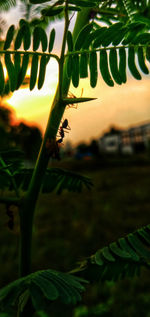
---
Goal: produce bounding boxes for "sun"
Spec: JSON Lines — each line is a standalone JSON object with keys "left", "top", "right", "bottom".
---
{"left": 7, "top": 59, "right": 59, "bottom": 130}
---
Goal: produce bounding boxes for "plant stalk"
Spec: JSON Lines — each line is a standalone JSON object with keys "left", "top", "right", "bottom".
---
{"left": 19, "top": 7, "right": 92, "bottom": 279}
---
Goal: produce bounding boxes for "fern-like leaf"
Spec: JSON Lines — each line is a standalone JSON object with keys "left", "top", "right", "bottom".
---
{"left": 128, "top": 46, "right": 142, "bottom": 80}
{"left": 89, "top": 51, "right": 98, "bottom": 88}
{"left": 73, "top": 224, "right": 150, "bottom": 282}
{"left": 16, "top": 54, "right": 29, "bottom": 89}
{"left": 0, "top": 22, "right": 58, "bottom": 93}
{"left": 1, "top": 166, "right": 93, "bottom": 193}
{"left": 1, "top": 18, "right": 150, "bottom": 92}
{"left": 30, "top": 54, "right": 39, "bottom": 90}
{"left": 79, "top": 53, "right": 88, "bottom": 78}
{"left": 4, "top": 54, "right": 16, "bottom": 92}
{"left": 0, "top": 60, "right": 5, "bottom": 94}
{"left": 48, "top": 28, "right": 55, "bottom": 53}
{"left": 4, "top": 25, "right": 15, "bottom": 50}
{"left": 42, "top": 168, "right": 93, "bottom": 194}
{"left": 0, "top": 269, "right": 88, "bottom": 313}
{"left": 109, "top": 49, "right": 122, "bottom": 85}
{"left": 0, "top": 0, "right": 16, "bottom": 11}
{"left": 65, "top": 19, "right": 150, "bottom": 87}
{"left": 74, "top": 23, "right": 93, "bottom": 51}
{"left": 72, "top": 55, "right": 80, "bottom": 87}
{"left": 99, "top": 50, "right": 114, "bottom": 87}
{"left": 38, "top": 55, "right": 49, "bottom": 89}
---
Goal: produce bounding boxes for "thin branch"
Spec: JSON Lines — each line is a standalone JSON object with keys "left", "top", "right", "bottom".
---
{"left": 0, "top": 50, "right": 60, "bottom": 62}
{"left": 64, "top": 43, "right": 150, "bottom": 58}
{"left": 59, "top": 0, "right": 70, "bottom": 98}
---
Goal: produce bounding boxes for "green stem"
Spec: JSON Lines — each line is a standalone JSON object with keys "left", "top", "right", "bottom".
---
{"left": 19, "top": 7, "right": 92, "bottom": 279}
{"left": 59, "top": 0, "right": 69, "bottom": 98}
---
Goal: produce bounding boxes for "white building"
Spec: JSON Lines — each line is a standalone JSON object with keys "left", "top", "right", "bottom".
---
{"left": 98, "top": 122, "right": 150, "bottom": 155}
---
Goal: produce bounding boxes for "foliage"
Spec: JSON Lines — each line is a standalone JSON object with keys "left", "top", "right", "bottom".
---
{"left": 0, "top": 269, "right": 87, "bottom": 314}
{"left": 0, "top": 13, "right": 150, "bottom": 95}
{"left": 0, "top": 0, "right": 150, "bottom": 316}
{"left": 0, "top": 0, "right": 16, "bottom": 12}
{"left": 0, "top": 146, "right": 93, "bottom": 194}
{"left": 74, "top": 224, "right": 150, "bottom": 282}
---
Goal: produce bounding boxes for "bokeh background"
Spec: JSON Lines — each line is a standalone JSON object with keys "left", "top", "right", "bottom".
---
{"left": 0, "top": 1, "right": 150, "bottom": 317}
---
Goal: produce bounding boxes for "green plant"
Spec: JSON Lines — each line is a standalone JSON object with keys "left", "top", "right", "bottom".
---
{"left": 0, "top": 0, "right": 150, "bottom": 316}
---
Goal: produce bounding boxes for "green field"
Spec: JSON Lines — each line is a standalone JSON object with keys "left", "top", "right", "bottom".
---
{"left": 1, "top": 157, "right": 150, "bottom": 316}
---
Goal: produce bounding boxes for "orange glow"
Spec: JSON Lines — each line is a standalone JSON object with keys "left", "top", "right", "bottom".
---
{"left": 7, "top": 58, "right": 58, "bottom": 128}
{"left": 7, "top": 63, "right": 150, "bottom": 145}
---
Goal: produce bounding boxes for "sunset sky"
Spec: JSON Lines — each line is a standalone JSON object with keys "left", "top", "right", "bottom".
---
{"left": 2, "top": 4, "right": 150, "bottom": 145}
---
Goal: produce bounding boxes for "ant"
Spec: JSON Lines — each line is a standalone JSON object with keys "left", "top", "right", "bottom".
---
{"left": 57, "top": 119, "right": 71, "bottom": 144}
{"left": 66, "top": 88, "right": 83, "bottom": 109}
{"left": 45, "top": 138, "right": 60, "bottom": 160}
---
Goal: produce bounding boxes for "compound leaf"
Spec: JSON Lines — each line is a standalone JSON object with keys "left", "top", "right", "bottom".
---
{"left": 137, "top": 46, "right": 149, "bottom": 74}
{"left": 4, "top": 25, "right": 15, "bottom": 50}
{"left": 23, "top": 23, "right": 31, "bottom": 50}
{"left": 30, "top": 54, "right": 39, "bottom": 90}
{"left": 71, "top": 54, "right": 79, "bottom": 88}
{"left": 0, "top": 60, "right": 5, "bottom": 94}
{"left": 33, "top": 27, "right": 41, "bottom": 51}
{"left": 92, "top": 27, "right": 107, "bottom": 48}
{"left": 74, "top": 224, "right": 150, "bottom": 283}
{"left": 48, "top": 28, "right": 55, "bottom": 52}
{"left": 119, "top": 47, "right": 127, "bottom": 83}
{"left": 89, "top": 51, "right": 98, "bottom": 88}
{"left": 67, "top": 30, "right": 73, "bottom": 52}
{"left": 79, "top": 53, "right": 88, "bottom": 78}
{"left": 39, "top": 28, "right": 48, "bottom": 52}
{"left": 109, "top": 49, "right": 122, "bottom": 85}
{"left": 99, "top": 50, "right": 114, "bottom": 87}
{"left": 38, "top": 55, "right": 49, "bottom": 89}
{"left": 66, "top": 55, "right": 72, "bottom": 78}
{"left": 74, "top": 23, "right": 93, "bottom": 51}
{"left": 146, "top": 46, "right": 150, "bottom": 62}
{"left": 0, "top": 269, "right": 87, "bottom": 312}
{"left": 14, "top": 53, "right": 21, "bottom": 78}
{"left": 101, "top": 22, "right": 123, "bottom": 47}
{"left": 5, "top": 54, "right": 16, "bottom": 91}
{"left": 16, "top": 54, "right": 29, "bottom": 89}
{"left": 14, "top": 28, "right": 24, "bottom": 50}
{"left": 41, "top": 6, "right": 64, "bottom": 17}
{"left": 33, "top": 275, "right": 58, "bottom": 301}
{"left": 128, "top": 46, "right": 142, "bottom": 80}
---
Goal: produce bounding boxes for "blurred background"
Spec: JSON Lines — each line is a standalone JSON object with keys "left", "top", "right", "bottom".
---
{"left": 0, "top": 1, "right": 150, "bottom": 316}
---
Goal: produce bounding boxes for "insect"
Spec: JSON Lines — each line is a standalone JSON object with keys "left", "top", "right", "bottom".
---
{"left": 45, "top": 138, "right": 60, "bottom": 160}
{"left": 57, "top": 119, "right": 71, "bottom": 144}
{"left": 66, "top": 88, "right": 83, "bottom": 109}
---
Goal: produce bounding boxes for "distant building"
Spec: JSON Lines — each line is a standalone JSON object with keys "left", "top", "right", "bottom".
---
{"left": 98, "top": 122, "right": 150, "bottom": 155}
{"left": 98, "top": 127, "right": 122, "bottom": 154}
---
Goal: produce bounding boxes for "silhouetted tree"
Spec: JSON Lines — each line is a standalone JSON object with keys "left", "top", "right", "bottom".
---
{"left": 89, "top": 139, "right": 100, "bottom": 157}
{"left": 0, "top": 105, "right": 42, "bottom": 160}
{"left": 12, "top": 122, "right": 42, "bottom": 161}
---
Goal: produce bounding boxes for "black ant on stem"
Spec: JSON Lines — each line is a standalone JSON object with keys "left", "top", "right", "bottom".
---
{"left": 45, "top": 119, "right": 71, "bottom": 159}
{"left": 57, "top": 119, "right": 71, "bottom": 144}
